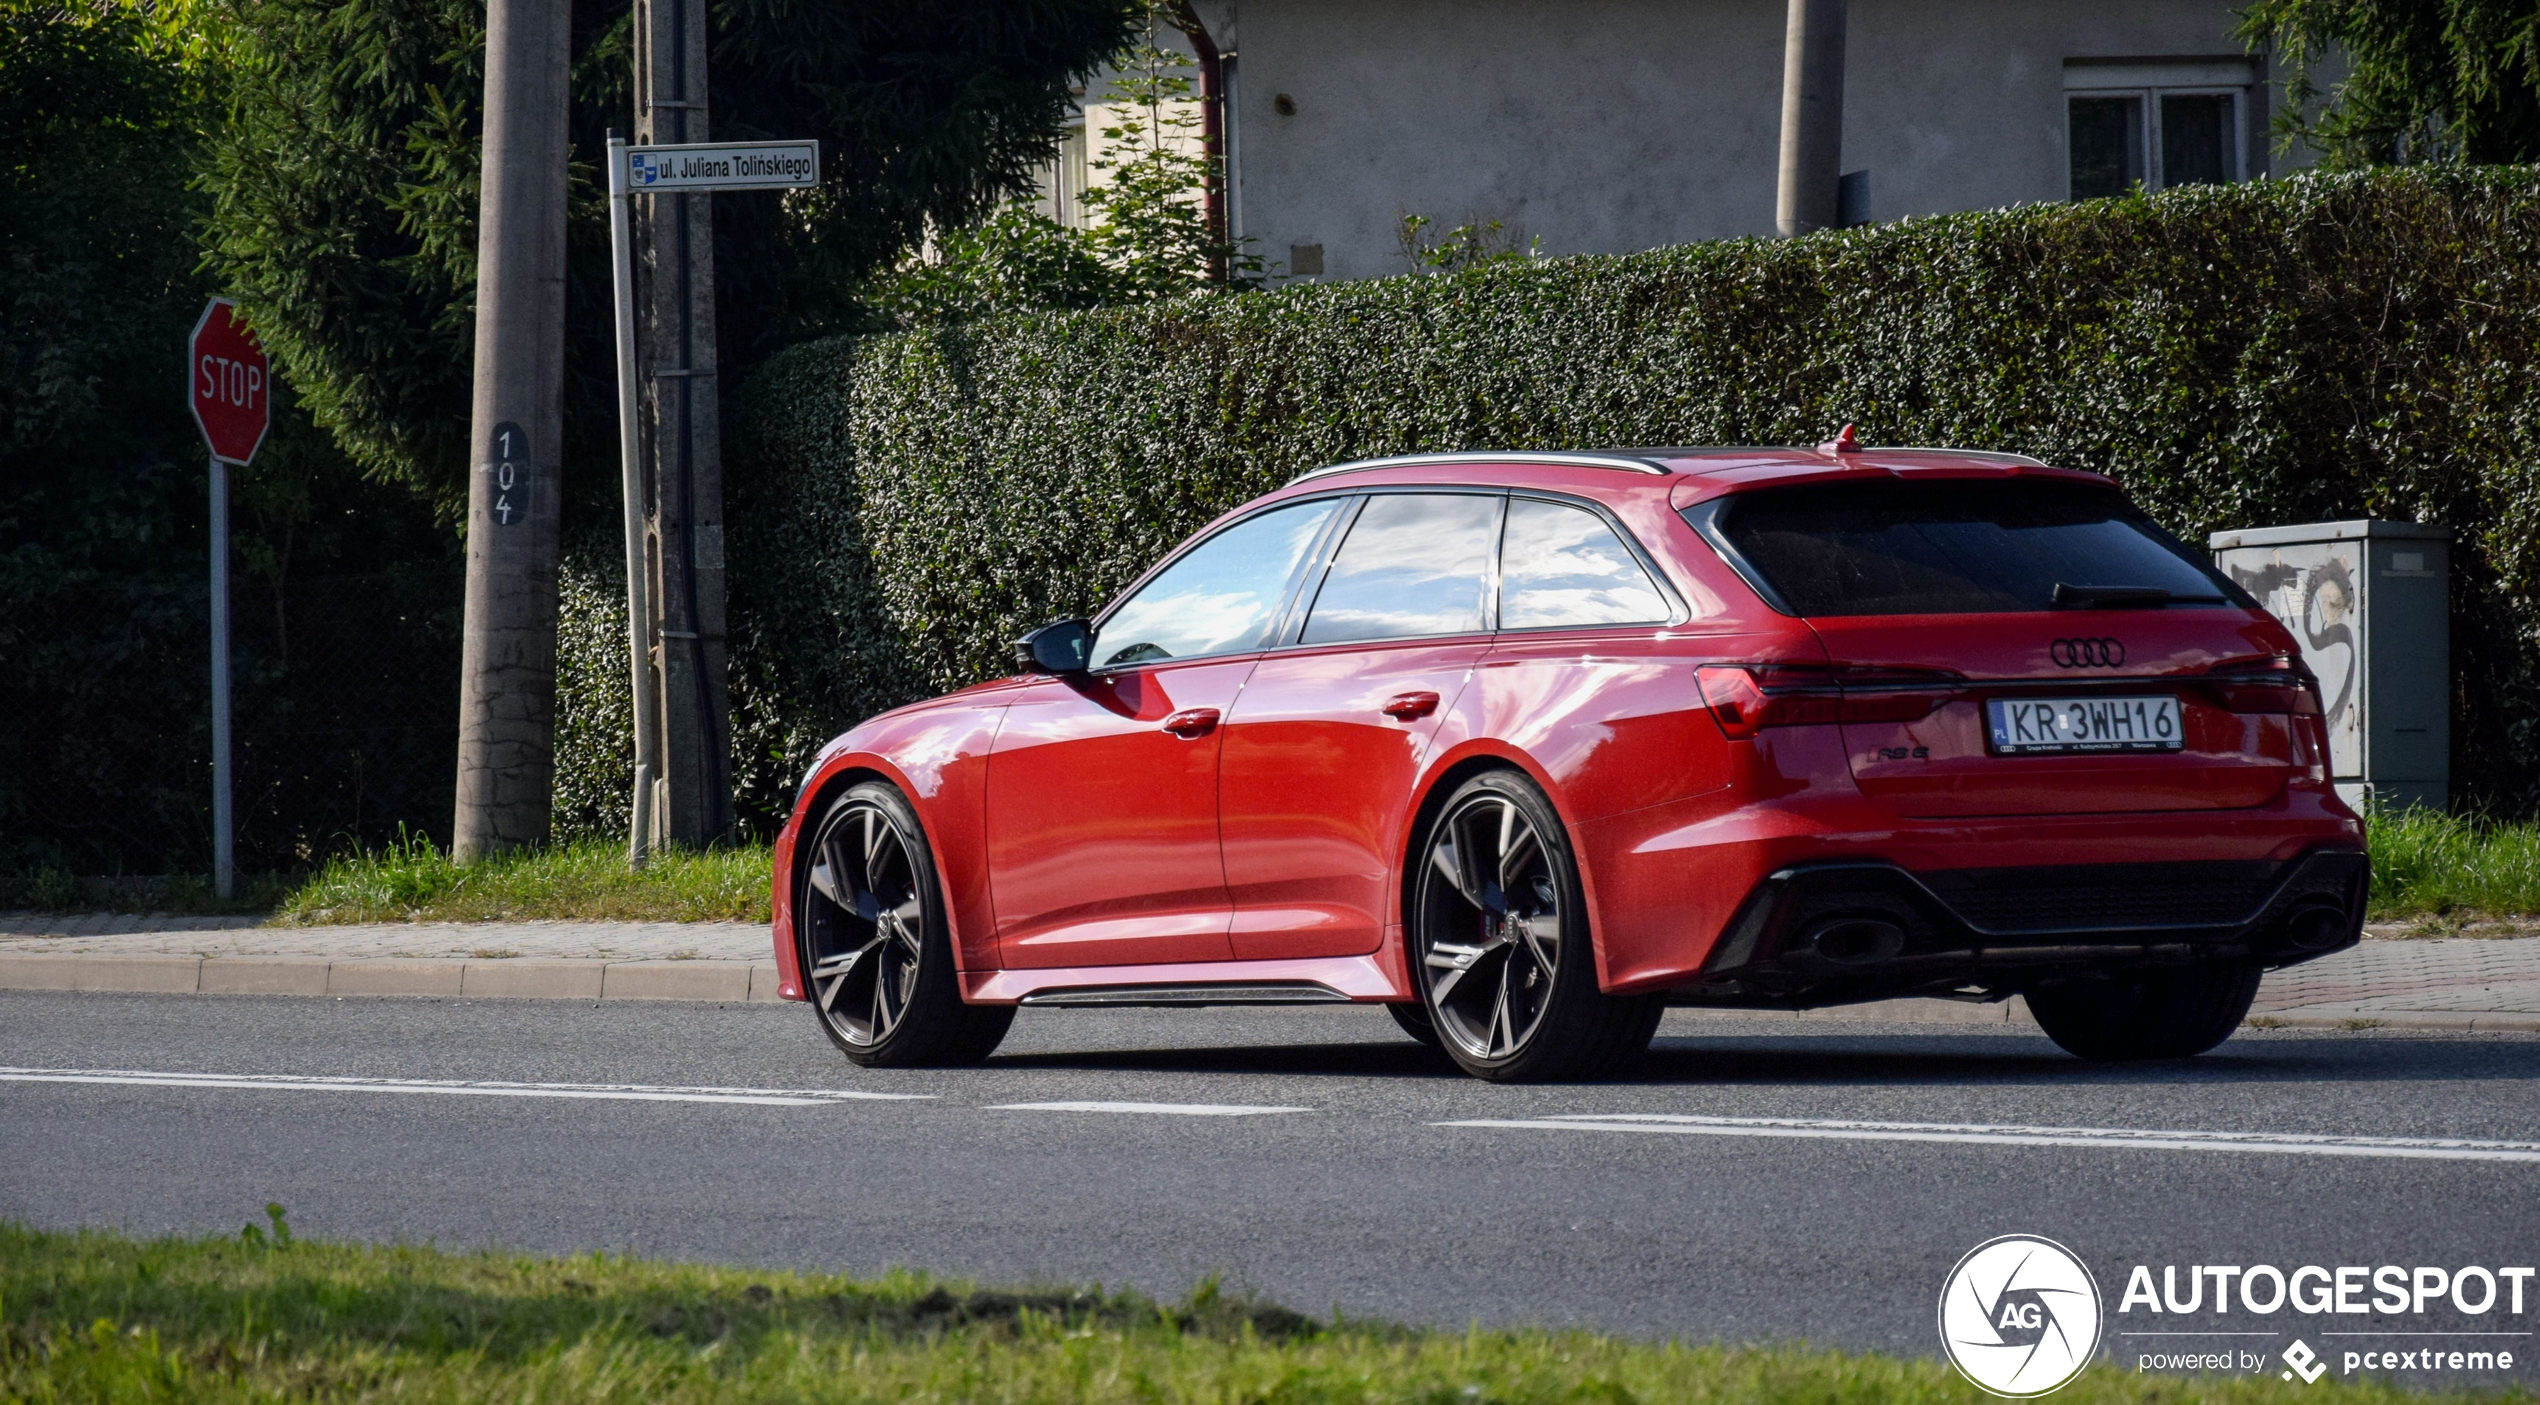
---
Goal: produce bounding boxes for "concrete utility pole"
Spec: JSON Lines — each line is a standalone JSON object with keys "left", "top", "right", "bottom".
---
{"left": 632, "top": 0, "right": 736, "bottom": 848}
{"left": 1775, "top": 0, "right": 1847, "bottom": 237}
{"left": 452, "top": 0, "right": 570, "bottom": 862}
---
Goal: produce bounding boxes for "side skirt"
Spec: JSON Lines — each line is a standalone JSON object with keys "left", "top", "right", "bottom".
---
{"left": 962, "top": 954, "right": 1406, "bottom": 1006}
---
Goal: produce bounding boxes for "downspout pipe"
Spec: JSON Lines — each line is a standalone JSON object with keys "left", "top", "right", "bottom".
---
{"left": 1169, "top": 0, "right": 1229, "bottom": 281}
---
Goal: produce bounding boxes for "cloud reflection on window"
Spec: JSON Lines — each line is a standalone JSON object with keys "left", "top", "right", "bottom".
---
{"left": 1301, "top": 494, "right": 1498, "bottom": 644}
{"left": 1499, "top": 498, "right": 1670, "bottom": 628}
{"left": 1091, "top": 499, "right": 1341, "bottom": 668}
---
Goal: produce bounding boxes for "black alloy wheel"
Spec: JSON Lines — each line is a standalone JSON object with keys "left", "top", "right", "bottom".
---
{"left": 1410, "top": 770, "right": 1664, "bottom": 1081}
{"left": 797, "top": 781, "right": 1011, "bottom": 1067}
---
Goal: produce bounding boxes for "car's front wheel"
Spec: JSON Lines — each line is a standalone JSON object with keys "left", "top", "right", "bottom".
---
{"left": 1385, "top": 999, "right": 1442, "bottom": 1049}
{"left": 2026, "top": 962, "right": 2262, "bottom": 1061}
{"left": 797, "top": 781, "right": 1012, "bottom": 1067}
{"left": 1410, "top": 770, "right": 1663, "bottom": 1082}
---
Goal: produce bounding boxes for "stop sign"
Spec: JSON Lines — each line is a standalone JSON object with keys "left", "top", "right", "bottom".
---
{"left": 189, "top": 299, "right": 270, "bottom": 466}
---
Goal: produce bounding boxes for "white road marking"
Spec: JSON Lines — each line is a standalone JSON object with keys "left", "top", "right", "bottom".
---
{"left": 1435, "top": 1112, "right": 2540, "bottom": 1163}
{"left": 989, "top": 1100, "right": 1310, "bottom": 1116}
{"left": 0, "top": 1066, "right": 929, "bottom": 1107}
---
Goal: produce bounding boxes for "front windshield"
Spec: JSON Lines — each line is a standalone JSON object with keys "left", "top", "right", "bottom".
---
{"left": 1088, "top": 499, "right": 1342, "bottom": 669}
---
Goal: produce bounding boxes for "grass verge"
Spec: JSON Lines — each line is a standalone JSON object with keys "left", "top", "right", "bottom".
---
{"left": 3, "top": 1219, "right": 2513, "bottom": 1404}
{"left": 2368, "top": 808, "right": 2540, "bottom": 926}
{"left": 270, "top": 831, "right": 771, "bottom": 925}
{"left": 38, "top": 805, "right": 2540, "bottom": 932}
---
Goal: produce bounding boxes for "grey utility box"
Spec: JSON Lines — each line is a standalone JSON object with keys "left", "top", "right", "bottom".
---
{"left": 2208, "top": 520, "right": 2450, "bottom": 813}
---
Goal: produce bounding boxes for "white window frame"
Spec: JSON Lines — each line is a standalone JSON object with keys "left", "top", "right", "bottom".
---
{"left": 1058, "top": 120, "right": 1091, "bottom": 228}
{"left": 2064, "top": 61, "right": 2255, "bottom": 198}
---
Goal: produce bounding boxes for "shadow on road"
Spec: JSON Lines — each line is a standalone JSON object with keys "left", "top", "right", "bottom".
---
{"left": 984, "top": 1022, "right": 2540, "bottom": 1088}
{"left": 1637, "top": 1029, "right": 2540, "bottom": 1088}
{"left": 987, "top": 1040, "right": 1451, "bottom": 1079}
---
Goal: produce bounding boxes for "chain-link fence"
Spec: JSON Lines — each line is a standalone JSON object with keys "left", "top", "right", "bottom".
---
{"left": 0, "top": 565, "right": 463, "bottom": 877}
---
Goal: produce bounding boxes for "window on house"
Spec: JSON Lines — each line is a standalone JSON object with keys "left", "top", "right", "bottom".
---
{"left": 2068, "top": 96, "right": 2144, "bottom": 199}
{"left": 1029, "top": 117, "right": 1093, "bottom": 227}
{"left": 2160, "top": 94, "right": 2234, "bottom": 187}
{"left": 2065, "top": 61, "right": 2254, "bottom": 200}
{"left": 1060, "top": 122, "right": 1090, "bottom": 227}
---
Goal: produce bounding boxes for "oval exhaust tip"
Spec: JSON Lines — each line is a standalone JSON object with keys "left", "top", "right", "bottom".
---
{"left": 1810, "top": 917, "right": 1908, "bottom": 965}
{"left": 2284, "top": 904, "right": 2348, "bottom": 952}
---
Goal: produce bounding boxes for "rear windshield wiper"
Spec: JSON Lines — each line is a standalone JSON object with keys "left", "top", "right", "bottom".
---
{"left": 2052, "top": 583, "right": 2227, "bottom": 609}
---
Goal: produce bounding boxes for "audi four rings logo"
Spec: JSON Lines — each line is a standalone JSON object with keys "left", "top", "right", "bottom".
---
{"left": 2050, "top": 638, "right": 2126, "bottom": 668}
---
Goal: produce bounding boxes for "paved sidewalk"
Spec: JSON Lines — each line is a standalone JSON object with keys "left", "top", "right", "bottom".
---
{"left": 2247, "top": 936, "right": 2540, "bottom": 1029}
{"left": 0, "top": 916, "right": 765, "bottom": 960}
{"left": 0, "top": 913, "right": 2533, "bottom": 1028}
{"left": 0, "top": 916, "right": 773, "bottom": 1002}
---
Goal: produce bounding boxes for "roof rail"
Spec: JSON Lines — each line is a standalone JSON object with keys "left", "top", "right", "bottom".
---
{"left": 1287, "top": 451, "right": 1669, "bottom": 485}
{"left": 1860, "top": 446, "right": 2053, "bottom": 467}
{"left": 1601, "top": 446, "right": 1805, "bottom": 457}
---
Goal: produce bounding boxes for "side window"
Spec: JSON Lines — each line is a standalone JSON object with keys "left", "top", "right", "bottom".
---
{"left": 1090, "top": 499, "right": 1342, "bottom": 669}
{"left": 1498, "top": 498, "right": 1672, "bottom": 629}
{"left": 1301, "top": 493, "right": 1500, "bottom": 645}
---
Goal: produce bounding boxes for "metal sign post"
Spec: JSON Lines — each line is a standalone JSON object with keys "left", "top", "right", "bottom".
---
{"left": 186, "top": 299, "right": 271, "bottom": 900}
{"left": 607, "top": 136, "right": 817, "bottom": 867}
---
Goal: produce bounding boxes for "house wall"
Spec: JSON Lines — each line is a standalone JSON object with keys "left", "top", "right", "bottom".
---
{"left": 1193, "top": 0, "right": 2284, "bottom": 282}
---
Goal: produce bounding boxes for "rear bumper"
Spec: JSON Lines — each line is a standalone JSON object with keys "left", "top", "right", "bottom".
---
{"left": 1672, "top": 845, "right": 2367, "bottom": 1010}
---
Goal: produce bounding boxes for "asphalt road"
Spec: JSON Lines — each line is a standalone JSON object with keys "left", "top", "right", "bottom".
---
{"left": 5, "top": 991, "right": 2538, "bottom": 1381}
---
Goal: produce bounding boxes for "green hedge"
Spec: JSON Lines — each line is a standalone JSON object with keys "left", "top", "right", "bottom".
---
{"left": 610, "top": 166, "right": 2540, "bottom": 832}
{"left": 550, "top": 533, "right": 809, "bottom": 843}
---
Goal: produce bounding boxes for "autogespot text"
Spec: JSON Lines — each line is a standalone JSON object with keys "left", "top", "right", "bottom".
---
{"left": 2120, "top": 1262, "right": 2533, "bottom": 1380}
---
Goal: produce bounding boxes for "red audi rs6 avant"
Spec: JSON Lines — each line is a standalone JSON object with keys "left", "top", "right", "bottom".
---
{"left": 770, "top": 434, "right": 2366, "bottom": 1081}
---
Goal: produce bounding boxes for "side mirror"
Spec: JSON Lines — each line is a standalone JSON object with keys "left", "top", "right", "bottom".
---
{"left": 1015, "top": 619, "right": 1093, "bottom": 676}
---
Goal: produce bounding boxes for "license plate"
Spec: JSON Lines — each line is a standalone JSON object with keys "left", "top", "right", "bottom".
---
{"left": 1985, "top": 695, "right": 2183, "bottom": 754}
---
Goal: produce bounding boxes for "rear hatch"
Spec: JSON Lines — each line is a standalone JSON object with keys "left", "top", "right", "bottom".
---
{"left": 1693, "top": 475, "right": 2316, "bottom": 818}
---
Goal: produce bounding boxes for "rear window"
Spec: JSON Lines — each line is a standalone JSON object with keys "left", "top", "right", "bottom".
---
{"left": 1692, "top": 480, "right": 2240, "bottom": 617}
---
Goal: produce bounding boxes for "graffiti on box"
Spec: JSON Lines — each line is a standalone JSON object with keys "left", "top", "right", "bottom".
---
{"left": 2222, "top": 545, "right": 2361, "bottom": 777}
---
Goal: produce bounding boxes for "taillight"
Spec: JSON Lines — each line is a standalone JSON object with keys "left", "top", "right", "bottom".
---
{"left": 1695, "top": 663, "right": 1964, "bottom": 740}
{"left": 1695, "top": 665, "right": 1824, "bottom": 738}
{"left": 2205, "top": 654, "right": 2322, "bottom": 715}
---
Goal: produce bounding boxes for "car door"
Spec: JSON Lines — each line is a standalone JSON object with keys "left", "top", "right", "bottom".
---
{"left": 1466, "top": 495, "right": 1713, "bottom": 987}
{"left": 1217, "top": 491, "right": 1504, "bottom": 960}
{"left": 983, "top": 498, "right": 1346, "bottom": 970}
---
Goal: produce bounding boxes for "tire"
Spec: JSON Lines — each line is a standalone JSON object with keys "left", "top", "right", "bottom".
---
{"left": 2026, "top": 962, "right": 2262, "bottom": 1061}
{"left": 1409, "top": 770, "right": 1664, "bottom": 1082}
{"left": 795, "top": 781, "right": 1013, "bottom": 1067}
{"left": 1386, "top": 1000, "right": 1443, "bottom": 1049}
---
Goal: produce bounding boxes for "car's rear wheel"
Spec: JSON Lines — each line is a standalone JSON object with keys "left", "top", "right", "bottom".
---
{"left": 1410, "top": 771, "right": 1664, "bottom": 1082}
{"left": 2026, "top": 962, "right": 2262, "bottom": 1061}
{"left": 798, "top": 781, "right": 1012, "bottom": 1067}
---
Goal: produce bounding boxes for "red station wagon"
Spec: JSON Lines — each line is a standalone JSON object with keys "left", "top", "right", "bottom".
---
{"left": 770, "top": 434, "right": 2366, "bottom": 1081}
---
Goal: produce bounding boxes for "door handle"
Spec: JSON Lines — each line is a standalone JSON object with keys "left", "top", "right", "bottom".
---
{"left": 1160, "top": 707, "right": 1220, "bottom": 739}
{"left": 1382, "top": 691, "right": 1440, "bottom": 721}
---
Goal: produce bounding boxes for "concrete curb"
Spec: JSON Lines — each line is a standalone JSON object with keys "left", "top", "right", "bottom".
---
{"left": 0, "top": 953, "right": 784, "bottom": 1003}
{"left": 2244, "top": 1012, "right": 2540, "bottom": 1033}
{"left": 0, "top": 954, "right": 2530, "bottom": 1030}
{"left": 0, "top": 956, "right": 2021, "bottom": 1022}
